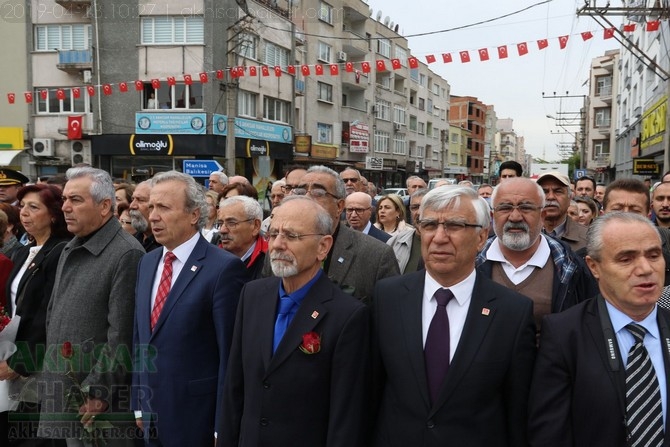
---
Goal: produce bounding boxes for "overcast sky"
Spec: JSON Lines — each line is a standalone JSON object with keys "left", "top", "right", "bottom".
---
{"left": 366, "top": 0, "right": 619, "bottom": 160}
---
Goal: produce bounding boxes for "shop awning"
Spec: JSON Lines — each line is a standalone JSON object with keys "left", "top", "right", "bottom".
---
{"left": 0, "top": 150, "right": 25, "bottom": 166}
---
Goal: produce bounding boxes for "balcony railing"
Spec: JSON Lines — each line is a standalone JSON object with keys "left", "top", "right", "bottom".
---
{"left": 57, "top": 49, "right": 93, "bottom": 73}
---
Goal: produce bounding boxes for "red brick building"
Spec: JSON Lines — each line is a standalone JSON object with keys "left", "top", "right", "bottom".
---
{"left": 450, "top": 96, "right": 487, "bottom": 182}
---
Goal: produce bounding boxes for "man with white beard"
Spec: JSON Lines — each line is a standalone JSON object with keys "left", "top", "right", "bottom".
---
{"left": 475, "top": 178, "right": 598, "bottom": 333}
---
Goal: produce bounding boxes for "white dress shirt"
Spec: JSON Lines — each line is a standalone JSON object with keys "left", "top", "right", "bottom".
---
{"left": 150, "top": 232, "right": 200, "bottom": 310}
{"left": 485, "top": 235, "right": 551, "bottom": 284}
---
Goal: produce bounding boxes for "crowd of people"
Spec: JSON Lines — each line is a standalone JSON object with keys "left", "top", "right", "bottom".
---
{"left": 0, "top": 160, "right": 669, "bottom": 446}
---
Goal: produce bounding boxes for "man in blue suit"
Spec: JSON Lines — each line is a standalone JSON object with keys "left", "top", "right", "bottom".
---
{"left": 132, "top": 171, "right": 248, "bottom": 446}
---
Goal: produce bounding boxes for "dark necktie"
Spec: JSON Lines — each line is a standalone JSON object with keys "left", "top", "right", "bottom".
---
{"left": 625, "top": 323, "right": 664, "bottom": 447}
{"left": 151, "top": 252, "right": 176, "bottom": 331}
{"left": 273, "top": 296, "right": 297, "bottom": 354}
{"left": 424, "top": 288, "right": 454, "bottom": 404}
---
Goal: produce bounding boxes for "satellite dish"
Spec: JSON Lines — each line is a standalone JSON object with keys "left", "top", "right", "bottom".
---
{"left": 376, "top": 10, "right": 382, "bottom": 21}
{"left": 369, "top": 8, "right": 373, "bottom": 17}
{"left": 384, "top": 16, "right": 390, "bottom": 26}
{"left": 390, "top": 21, "right": 394, "bottom": 29}
{"left": 394, "top": 23, "right": 399, "bottom": 33}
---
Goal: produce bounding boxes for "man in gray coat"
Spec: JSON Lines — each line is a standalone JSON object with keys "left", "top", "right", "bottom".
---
{"left": 38, "top": 167, "right": 145, "bottom": 446}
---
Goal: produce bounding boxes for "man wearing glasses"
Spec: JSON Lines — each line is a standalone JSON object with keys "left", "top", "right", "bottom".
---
{"left": 221, "top": 196, "right": 369, "bottom": 447}
{"left": 271, "top": 165, "right": 399, "bottom": 304}
{"left": 340, "top": 167, "right": 363, "bottom": 196}
{"left": 345, "top": 191, "right": 390, "bottom": 243}
{"left": 371, "top": 185, "right": 536, "bottom": 446}
{"left": 475, "top": 177, "right": 598, "bottom": 332}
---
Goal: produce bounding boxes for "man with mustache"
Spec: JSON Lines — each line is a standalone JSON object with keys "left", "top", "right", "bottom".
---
{"left": 537, "top": 171, "right": 589, "bottom": 251}
{"left": 129, "top": 180, "right": 162, "bottom": 252}
{"left": 220, "top": 196, "right": 369, "bottom": 447}
{"left": 475, "top": 178, "right": 598, "bottom": 331}
{"left": 652, "top": 182, "right": 670, "bottom": 229}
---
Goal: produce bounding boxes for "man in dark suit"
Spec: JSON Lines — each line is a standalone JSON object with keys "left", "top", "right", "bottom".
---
{"left": 345, "top": 192, "right": 390, "bottom": 243}
{"left": 529, "top": 212, "right": 670, "bottom": 446}
{"left": 132, "top": 171, "right": 248, "bottom": 447}
{"left": 221, "top": 196, "right": 369, "bottom": 447}
{"left": 371, "top": 185, "right": 536, "bottom": 447}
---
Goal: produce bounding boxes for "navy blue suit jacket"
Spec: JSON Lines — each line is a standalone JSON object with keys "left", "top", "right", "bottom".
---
{"left": 132, "top": 235, "right": 249, "bottom": 446}
{"left": 367, "top": 224, "right": 392, "bottom": 243}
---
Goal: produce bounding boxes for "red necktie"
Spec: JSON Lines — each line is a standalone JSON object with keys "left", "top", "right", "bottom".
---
{"left": 151, "top": 252, "right": 176, "bottom": 330}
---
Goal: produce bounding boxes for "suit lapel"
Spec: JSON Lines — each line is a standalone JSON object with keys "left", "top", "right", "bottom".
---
{"left": 656, "top": 308, "right": 670, "bottom": 432}
{"left": 150, "top": 237, "right": 207, "bottom": 338}
{"left": 138, "top": 250, "right": 162, "bottom": 340}
{"left": 258, "top": 278, "right": 281, "bottom": 372}
{"left": 264, "top": 274, "right": 332, "bottom": 377}
{"left": 327, "top": 225, "right": 354, "bottom": 286}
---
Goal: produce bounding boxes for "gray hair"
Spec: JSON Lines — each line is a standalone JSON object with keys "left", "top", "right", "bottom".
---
{"left": 66, "top": 167, "right": 115, "bottom": 207}
{"left": 151, "top": 171, "right": 208, "bottom": 230}
{"left": 306, "top": 165, "right": 346, "bottom": 199}
{"left": 219, "top": 195, "right": 263, "bottom": 221}
{"left": 406, "top": 175, "right": 425, "bottom": 187}
{"left": 210, "top": 171, "right": 228, "bottom": 185}
{"left": 490, "top": 177, "right": 546, "bottom": 208}
{"left": 272, "top": 179, "right": 286, "bottom": 189}
{"left": 587, "top": 212, "right": 660, "bottom": 261}
{"left": 420, "top": 185, "right": 490, "bottom": 229}
{"left": 280, "top": 195, "right": 333, "bottom": 235}
{"left": 411, "top": 188, "right": 429, "bottom": 201}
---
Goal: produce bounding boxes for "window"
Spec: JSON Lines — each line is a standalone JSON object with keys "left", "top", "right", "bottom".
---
{"left": 432, "top": 83, "right": 440, "bottom": 96}
{"left": 426, "top": 122, "right": 433, "bottom": 137}
{"left": 264, "top": 42, "right": 290, "bottom": 67}
{"left": 378, "top": 74, "right": 391, "bottom": 89}
{"left": 36, "top": 87, "right": 90, "bottom": 114}
{"left": 263, "top": 97, "right": 290, "bottom": 123}
{"left": 141, "top": 16, "right": 204, "bottom": 44}
{"left": 426, "top": 98, "right": 433, "bottom": 114}
{"left": 375, "top": 100, "right": 391, "bottom": 121}
{"left": 410, "top": 145, "right": 424, "bottom": 158}
{"left": 418, "top": 122, "right": 425, "bottom": 135}
{"left": 143, "top": 83, "right": 203, "bottom": 110}
{"left": 377, "top": 37, "right": 391, "bottom": 58}
{"left": 418, "top": 98, "right": 425, "bottom": 111}
{"left": 35, "top": 24, "right": 92, "bottom": 50}
{"left": 451, "top": 132, "right": 459, "bottom": 143}
{"left": 419, "top": 74, "right": 426, "bottom": 87}
{"left": 318, "top": 1, "right": 333, "bottom": 24}
{"left": 393, "top": 105, "right": 406, "bottom": 124}
{"left": 393, "top": 134, "right": 406, "bottom": 155}
{"left": 317, "top": 82, "right": 333, "bottom": 102}
{"left": 594, "top": 140, "right": 610, "bottom": 158}
{"left": 318, "top": 41, "right": 332, "bottom": 63}
{"left": 238, "top": 33, "right": 258, "bottom": 60}
{"left": 395, "top": 46, "right": 408, "bottom": 66}
{"left": 595, "top": 75, "right": 612, "bottom": 96}
{"left": 595, "top": 108, "right": 611, "bottom": 127}
{"left": 409, "top": 115, "right": 418, "bottom": 131}
{"left": 238, "top": 90, "right": 257, "bottom": 117}
{"left": 410, "top": 68, "right": 419, "bottom": 82}
{"left": 317, "top": 122, "right": 333, "bottom": 143}
{"left": 374, "top": 130, "right": 390, "bottom": 153}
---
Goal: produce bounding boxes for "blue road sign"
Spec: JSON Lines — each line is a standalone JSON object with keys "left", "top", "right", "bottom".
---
{"left": 183, "top": 160, "right": 223, "bottom": 177}
{"left": 574, "top": 169, "right": 587, "bottom": 180}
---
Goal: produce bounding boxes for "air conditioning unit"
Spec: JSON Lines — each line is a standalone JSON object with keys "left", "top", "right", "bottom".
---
{"left": 70, "top": 140, "right": 92, "bottom": 165}
{"left": 337, "top": 51, "right": 347, "bottom": 62}
{"left": 394, "top": 123, "right": 402, "bottom": 132}
{"left": 32, "top": 138, "right": 54, "bottom": 157}
{"left": 82, "top": 69, "right": 92, "bottom": 84}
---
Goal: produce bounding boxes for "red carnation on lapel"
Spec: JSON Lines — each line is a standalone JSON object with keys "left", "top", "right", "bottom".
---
{"left": 299, "top": 332, "right": 321, "bottom": 354}
{"left": 61, "top": 341, "right": 74, "bottom": 359}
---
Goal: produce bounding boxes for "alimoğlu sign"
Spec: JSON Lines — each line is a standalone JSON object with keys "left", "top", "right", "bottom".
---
{"left": 633, "top": 159, "right": 660, "bottom": 175}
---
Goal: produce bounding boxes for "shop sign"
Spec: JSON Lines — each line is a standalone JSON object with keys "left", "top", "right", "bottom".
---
{"left": 213, "top": 114, "right": 292, "bottom": 143}
{"left": 633, "top": 158, "right": 660, "bottom": 175}
{"left": 295, "top": 135, "right": 311, "bottom": 154}
{"left": 641, "top": 96, "right": 667, "bottom": 150}
{"left": 135, "top": 113, "right": 206, "bottom": 134}
{"left": 129, "top": 134, "right": 174, "bottom": 155}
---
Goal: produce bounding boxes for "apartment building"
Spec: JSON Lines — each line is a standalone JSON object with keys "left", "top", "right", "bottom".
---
{"left": 449, "top": 95, "right": 487, "bottom": 183}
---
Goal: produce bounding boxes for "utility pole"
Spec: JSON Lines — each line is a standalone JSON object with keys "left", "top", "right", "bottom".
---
{"left": 544, "top": 92, "right": 587, "bottom": 169}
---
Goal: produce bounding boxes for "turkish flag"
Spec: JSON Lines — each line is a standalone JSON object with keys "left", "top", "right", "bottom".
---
{"left": 361, "top": 61, "right": 371, "bottom": 73}
{"left": 72, "top": 87, "right": 81, "bottom": 98}
{"left": 68, "top": 115, "right": 83, "bottom": 140}
{"left": 558, "top": 35, "right": 569, "bottom": 49}
{"left": 425, "top": 54, "right": 436, "bottom": 64}
{"left": 199, "top": 72, "right": 209, "bottom": 83}
{"left": 497, "top": 46, "right": 508, "bottom": 59}
{"left": 7, "top": 93, "right": 15, "bottom": 104}
{"left": 183, "top": 75, "right": 192, "bottom": 85}
{"left": 604, "top": 28, "right": 615, "bottom": 39}
{"left": 442, "top": 53, "right": 452, "bottom": 63}
{"left": 262, "top": 66, "right": 270, "bottom": 77}
{"left": 274, "top": 66, "right": 282, "bottom": 77}
{"left": 250, "top": 66, "right": 259, "bottom": 76}
{"left": 517, "top": 42, "right": 528, "bottom": 56}
{"left": 391, "top": 58, "right": 402, "bottom": 69}
{"left": 167, "top": 76, "right": 176, "bottom": 86}
{"left": 623, "top": 23, "right": 636, "bottom": 32}
{"left": 151, "top": 79, "right": 161, "bottom": 89}
{"left": 478, "top": 48, "right": 489, "bottom": 61}
{"left": 236, "top": 66, "right": 245, "bottom": 77}
{"left": 86, "top": 85, "right": 95, "bottom": 97}
{"left": 376, "top": 60, "right": 387, "bottom": 71}
{"left": 408, "top": 57, "right": 419, "bottom": 68}
{"left": 330, "top": 64, "right": 339, "bottom": 75}
{"left": 286, "top": 65, "right": 294, "bottom": 75}
{"left": 301, "top": 65, "right": 311, "bottom": 76}
{"left": 40, "top": 90, "right": 48, "bottom": 100}
{"left": 647, "top": 20, "right": 660, "bottom": 31}
{"left": 537, "top": 39, "right": 549, "bottom": 50}
{"left": 581, "top": 31, "right": 593, "bottom": 41}
{"left": 345, "top": 62, "right": 354, "bottom": 72}
{"left": 230, "top": 67, "right": 239, "bottom": 78}
{"left": 103, "top": 84, "right": 112, "bottom": 95}
{"left": 56, "top": 89, "right": 66, "bottom": 100}
{"left": 459, "top": 51, "right": 471, "bottom": 63}
{"left": 135, "top": 80, "right": 143, "bottom": 91}
{"left": 314, "top": 64, "right": 324, "bottom": 75}
{"left": 24, "top": 92, "right": 33, "bottom": 103}
{"left": 216, "top": 70, "right": 224, "bottom": 79}
{"left": 119, "top": 82, "right": 128, "bottom": 92}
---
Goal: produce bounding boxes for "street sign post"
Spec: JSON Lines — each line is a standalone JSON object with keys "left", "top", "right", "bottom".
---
{"left": 183, "top": 160, "right": 223, "bottom": 177}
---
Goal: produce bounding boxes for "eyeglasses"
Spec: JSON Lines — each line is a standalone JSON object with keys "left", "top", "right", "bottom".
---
{"left": 119, "top": 219, "right": 132, "bottom": 225}
{"left": 342, "top": 178, "right": 359, "bottom": 184}
{"left": 417, "top": 219, "right": 482, "bottom": 234}
{"left": 293, "top": 185, "right": 340, "bottom": 200}
{"left": 281, "top": 185, "right": 298, "bottom": 194}
{"left": 265, "top": 230, "right": 326, "bottom": 242}
{"left": 493, "top": 203, "right": 543, "bottom": 214}
{"left": 345, "top": 207, "right": 371, "bottom": 215}
{"left": 217, "top": 218, "right": 254, "bottom": 229}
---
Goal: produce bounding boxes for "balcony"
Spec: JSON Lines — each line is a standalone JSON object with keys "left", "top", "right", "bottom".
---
{"left": 341, "top": 29, "right": 369, "bottom": 57}
{"left": 57, "top": 50, "right": 92, "bottom": 73}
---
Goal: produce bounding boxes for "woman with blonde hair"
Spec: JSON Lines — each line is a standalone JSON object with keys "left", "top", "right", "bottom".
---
{"left": 374, "top": 194, "right": 412, "bottom": 236}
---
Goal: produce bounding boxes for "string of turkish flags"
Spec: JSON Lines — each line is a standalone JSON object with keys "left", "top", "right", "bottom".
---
{"left": 4, "top": 22, "right": 662, "bottom": 105}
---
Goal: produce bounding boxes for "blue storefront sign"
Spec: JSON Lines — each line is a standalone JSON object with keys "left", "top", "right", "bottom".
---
{"left": 183, "top": 160, "right": 223, "bottom": 177}
{"left": 135, "top": 113, "right": 207, "bottom": 134}
{"left": 213, "top": 114, "right": 292, "bottom": 143}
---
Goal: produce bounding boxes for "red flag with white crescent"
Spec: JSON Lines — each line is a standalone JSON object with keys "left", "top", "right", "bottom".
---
{"left": 249, "top": 66, "right": 258, "bottom": 76}
{"left": 7, "top": 93, "right": 15, "bottom": 104}
{"left": 119, "top": 82, "right": 128, "bottom": 92}
{"left": 497, "top": 46, "right": 508, "bottom": 59}
{"left": 103, "top": 84, "right": 112, "bottom": 95}
{"left": 72, "top": 87, "right": 81, "bottom": 98}
{"left": 86, "top": 85, "right": 95, "bottom": 97}
{"left": 558, "top": 35, "right": 569, "bottom": 49}
{"left": 135, "top": 80, "right": 144, "bottom": 91}
{"left": 24, "top": 92, "right": 33, "bottom": 103}
{"left": 199, "top": 72, "right": 209, "bottom": 83}
{"left": 68, "top": 115, "right": 83, "bottom": 140}
{"left": 56, "top": 89, "right": 66, "bottom": 100}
